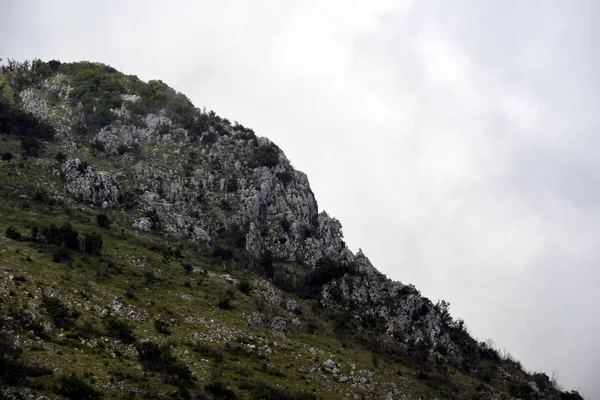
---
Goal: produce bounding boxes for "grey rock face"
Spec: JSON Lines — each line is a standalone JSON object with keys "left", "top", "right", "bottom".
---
{"left": 22, "top": 79, "right": 463, "bottom": 362}
{"left": 133, "top": 217, "right": 153, "bottom": 232}
{"left": 62, "top": 159, "right": 121, "bottom": 207}
{"left": 19, "top": 88, "right": 52, "bottom": 122}
{"left": 247, "top": 312, "right": 267, "bottom": 326}
{"left": 320, "top": 252, "right": 457, "bottom": 355}
{"left": 270, "top": 316, "right": 290, "bottom": 337}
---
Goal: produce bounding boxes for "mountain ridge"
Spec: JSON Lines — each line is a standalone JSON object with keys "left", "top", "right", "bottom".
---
{"left": 0, "top": 58, "right": 584, "bottom": 399}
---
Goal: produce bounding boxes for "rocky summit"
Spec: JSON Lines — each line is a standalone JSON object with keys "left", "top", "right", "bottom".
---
{"left": 0, "top": 59, "right": 584, "bottom": 399}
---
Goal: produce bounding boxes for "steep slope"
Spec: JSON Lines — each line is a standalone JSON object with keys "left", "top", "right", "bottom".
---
{"left": 0, "top": 59, "right": 584, "bottom": 399}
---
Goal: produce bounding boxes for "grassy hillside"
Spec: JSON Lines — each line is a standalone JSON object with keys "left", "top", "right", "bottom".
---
{"left": 0, "top": 59, "right": 585, "bottom": 400}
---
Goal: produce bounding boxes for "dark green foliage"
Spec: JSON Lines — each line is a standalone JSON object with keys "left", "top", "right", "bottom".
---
{"left": 251, "top": 144, "right": 280, "bottom": 168}
{"left": 280, "top": 218, "right": 292, "bottom": 233}
{"left": 5, "top": 226, "right": 22, "bottom": 241}
{"left": 154, "top": 319, "right": 172, "bottom": 335}
{"left": 413, "top": 301, "right": 431, "bottom": 320}
{"left": 157, "top": 123, "right": 170, "bottom": 135}
{"left": 233, "top": 123, "right": 256, "bottom": 140}
{"left": 59, "top": 61, "right": 125, "bottom": 130}
{"left": 41, "top": 222, "right": 80, "bottom": 250}
{"left": 0, "top": 329, "right": 28, "bottom": 385}
{"left": 204, "top": 380, "right": 237, "bottom": 400}
{"left": 83, "top": 233, "right": 103, "bottom": 255}
{"left": 52, "top": 248, "right": 71, "bottom": 263}
{"left": 33, "top": 189, "right": 49, "bottom": 203}
{"left": 214, "top": 225, "right": 247, "bottom": 249}
{"left": 76, "top": 159, "right": 90, "bottom": 173}
{"left": 116, "top": 143, "right": 130, "bottom": 155}
{"left": 213, "top": 245, "right": 234, "bottom": 261}
{"left": 189, "top": 342, "right": 224, "bottom": 363}
{"left": 1, "top": 59, "right": 58, "bottom": 89}
{"left": 399, "top": 284, "right": 420, "bottom": 296}
{"left": 255, "top": 251, "right": 274, "bottom": 280}
{"left": 201, "top": 131, "right": 217, "bottom": 145}
{"left": 435, "top": 300, "right": 452, "bottom": 326}
{"left": 103, "top": 316, "right": 136, "bottom": 344}
{"left": 20, "top": 136, "right": 43, "bottom": 157}
{"left": 136, "top": 341, "right": 195, "bottom": 385}
{"left": 561, "top": 391, "right": 585, "bottom": 400}
{"left": 309, "top": 258, "right": 356, "bottom": 288}
{"left": 225, "top": 178, "right": 238, "bottom": 193}
{"left": 276, "top": 171, "right": 294, "bottom": 186}
{"left": 220, "top": 199, "right": 232, "bottom": 211}
{"left": 238, "top": 280, "right": 252, "bottom": 295}
{"left": 0, "top": 97, "right": 55, "bottom": 140}
{"left": 40, "top": 295, "right": 77, "bottom": 329}
{"left": 1, "top": 152, "right": 13, "bottom": 161}
{"left": 478, "top": 341, "right": 500, "bottom": 362}
{"left": 55, "top": 151, "right": 67, "bottom": 164}
{"left": 55, "top": 373, "right": 102, "bottom": 400}
{"left": 144, "top": 208, "right": 161, "bottom": 231}
{"left": 96, "top": 214, "right": 111, "bottom": 228}
{"left": 124, "top": 284, "right": 137, "bottom": 300}
{"left": 90, "top": 139, "right": 105, "bottom": 153}
{"left": 509, "top": 382, "right": 535, "bottom": 399}
{"left": 218, "top": 296, "right": 233, "bottom": 310}
{"left": 182, "top": 263, "right": 193, "bottom": 274}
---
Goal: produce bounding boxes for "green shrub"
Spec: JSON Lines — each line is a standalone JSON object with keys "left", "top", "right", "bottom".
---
{"left": 238, "top": 280, "right": 252, "bottom": 295}
{"left": 0, "top": 152, "right": 13, "bottom": 161}
{"left": 204, "top": 380, "right": 237, "bottom": 400}
{"left": 201, "top": 131, "right": 217, "bottom": 145}
{"left": 225, "top": 178, "right": 238, "bottom": 192}
{"left": 40, "top": 295, "right": 77, "bottom": 329}
{"left": 40, "top": 223, "right": 80, "bottom": 250}
{"left": 90, "top": 140, "right": 105, "bottom": 153}
{"left": 82, "top": 233, "right": 103, "bottom": 255}
{"left": 136, "top": 341, "right": 194, "bottom": 385}
{"left": 399, "top": 284, "right": 420, "bottom": 296}
{"left": 96, "top": 214, "right": 110, "bottom": 228}
{"left": 20, "top": 136, "right": 43, "bottom": 157}
{"left": 116, "top": 143, "right": 130, "bottom": 155}
{"left": 213, "top": 245, "right": 234, "bottom": 261}
{"left": 182, "top": 263, "right": 193, "bottom": 274}
{"left": 239, "top": 380, "right": 317, "bottom": 400}
{"left": 55, "top": 152, "right": 67, "bottom": 164}
{"left": 144, "top": 208, "right": 161, "bottom": 230}
{"left": 60, "top": 61, "right": 125, "bottom": 130}
{"left": 153, "top": 319, "right": 171, "bottom": 335}
{"left": 55, "top": 373, "right": 102, "bottom": 400}
{"left": 561, "top": 391, "right": 585, "bottom": 400}
{"left": 0, "top": 97, "right": 55, "bottom": 140}
{"left": 5, "top": 226, "right": 22, "bottom": 241}
{"left": 189, "top": 342, "right": 224, "bottom": 363}
{"left": 251, "top": 144, "right": 279, "bottom": 168}
{"left": 309, "top": 258, "right": 356, "bottom": 288}
{"left": 276, "top": 171, "right": 294, "bottom": 186}
{"left": 218, "top": 296, "right": 233, "bottom": 310}
{"left": 103, "top": 316, "right": 136, "bottom": 344}
{"left": 52, "top": 248, "right": 71, "bottom": 263}
{"left": 0, "top": 330, "right": 28, "bottom": 385}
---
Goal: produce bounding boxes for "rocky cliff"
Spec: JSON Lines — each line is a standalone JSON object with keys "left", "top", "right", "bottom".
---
{"left": 0, "top": 59, "right": 583, "bottom": 399}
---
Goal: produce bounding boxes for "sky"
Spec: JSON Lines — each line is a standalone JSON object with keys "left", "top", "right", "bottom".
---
{"left": 1, "top": 0, "right": 599, "bottom": 396}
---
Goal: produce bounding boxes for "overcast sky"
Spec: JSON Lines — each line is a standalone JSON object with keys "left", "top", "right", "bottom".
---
{"left": 1, "top": 0, "right": 599, "bottom": 396}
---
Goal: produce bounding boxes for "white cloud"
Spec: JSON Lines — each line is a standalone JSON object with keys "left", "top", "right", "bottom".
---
{"left": 2, "top": 1, "right": 599, "bottom": 396}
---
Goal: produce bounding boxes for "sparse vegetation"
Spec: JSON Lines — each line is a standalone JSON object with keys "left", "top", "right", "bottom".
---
{"left": 0, "top": 58, "right": 584, "bottom": 400}
{"left": 252, "top": 144, "right": 280, "bottom": 168}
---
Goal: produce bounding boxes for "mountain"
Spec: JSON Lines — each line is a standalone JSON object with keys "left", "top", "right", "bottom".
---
{"left": 0, "top": 58, "right": 584, "bottom": 400}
